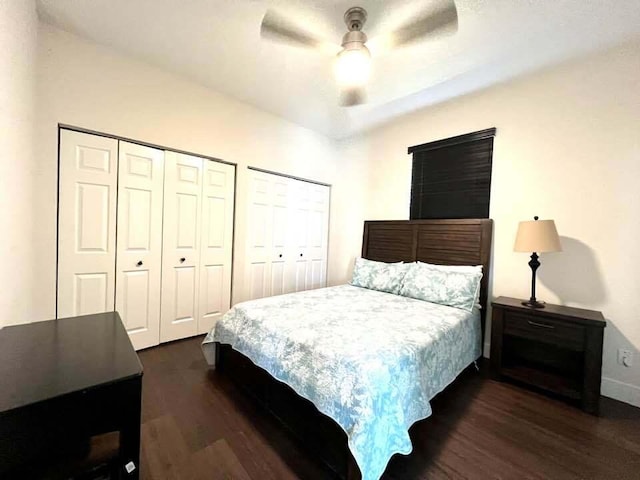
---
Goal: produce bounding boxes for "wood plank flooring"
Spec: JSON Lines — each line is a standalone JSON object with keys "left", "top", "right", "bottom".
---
{"left": 138, "top": 337, "right": 640, "bottom": 480}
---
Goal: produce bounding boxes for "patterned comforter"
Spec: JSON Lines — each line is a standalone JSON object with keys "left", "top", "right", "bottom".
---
{"left": 202, "top": 285, "right": 481, "bottom": 480}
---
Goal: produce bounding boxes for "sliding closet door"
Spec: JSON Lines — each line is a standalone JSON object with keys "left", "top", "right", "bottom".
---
{"left": 115, "top": 141, "right": 164, "bottom": 350}
{"left": 160, "top": 152, "right": 203, "bottom": 342}
{"left": 197, "top": 160, "right": 235, "bottom": 334}
{"left": 58, "top": 130, "right": 118, "bottom": 318}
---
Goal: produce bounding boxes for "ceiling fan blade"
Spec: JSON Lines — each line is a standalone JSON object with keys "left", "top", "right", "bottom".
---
{"left": 372, "top": 0, "right": 458, "bottom": 51}
{"left": 261, "top": 9, "right": 339, "bottom": 54}
{"left": 339, "top": 87, "right": 367, "bottom": 107}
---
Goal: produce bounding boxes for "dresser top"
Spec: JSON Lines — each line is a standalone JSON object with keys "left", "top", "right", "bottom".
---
{"left": 0, "top": 312, "right": 142, "bottom": 414}
{"left": 492, "top": 296, "right": 606, "bottom": 326}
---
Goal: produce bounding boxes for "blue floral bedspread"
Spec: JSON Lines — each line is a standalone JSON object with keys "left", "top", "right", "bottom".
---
{"left": 202, "top": 285, "right": 481, "bottom": 480}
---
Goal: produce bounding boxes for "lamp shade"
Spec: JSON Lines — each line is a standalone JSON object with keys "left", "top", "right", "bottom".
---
{"left": 514, "top": 219, "right": 562, "bottom": 253}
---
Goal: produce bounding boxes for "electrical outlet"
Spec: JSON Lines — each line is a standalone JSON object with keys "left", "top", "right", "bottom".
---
{"left": 618, "top": 349, "right": 633, "bottom": 367}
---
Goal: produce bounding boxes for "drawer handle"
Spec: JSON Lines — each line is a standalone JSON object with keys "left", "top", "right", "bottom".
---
{"left": 528, "top": 320, "right": 555, "bottom": 329}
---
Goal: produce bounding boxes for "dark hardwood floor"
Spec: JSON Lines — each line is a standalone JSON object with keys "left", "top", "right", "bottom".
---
{"left": 138, "top": 337, "right": 640, "bottom": 480}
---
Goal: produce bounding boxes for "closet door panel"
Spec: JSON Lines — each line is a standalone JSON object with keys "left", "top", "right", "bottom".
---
{"left": 161, "top": 152, "right": 202, "bottom": 342}
{"left": 270, "top": 262, "right": 286, "bottom": 296}
{"left": 271, "top": 176, "right": 291, "bottom": 295}
{"left": 310, "top": 260, "right": 325, "bottom": 290}
{"left": 58, "top": 130, "right": 118, "bottom": 318}
{"left": 247, "top": 173, "right": 272, "bottom": 300}
{"left": 73, "top": 273, "right": 109, "bottom": 314}
{"left": 174, "top": 267, "right": 197, "bottom": 318}
{"left": 291, "top": 180, "right": 312, "bottom": 292}
{"left": 202, "top": 265, "right": 224, "bottom": 318}
{"left": 247, "top": 171, "right": 297, "bottom": 300}
{"left": 249, "top": 262, "right": 268, "bottom": 300}
{"left": 289, "top": 180, "right": 329, "bottom": 292}
{"left": 294, "top": 261, "right": 309, "bottom": 293}
{"left": 115, "top": 141, "right": 164, "bottom": 350}
{"left": 198, "top": 161, "right": 235, "bottom": 334}
{"left": 120, "top": 271, "right": 150, "bottom": 330}
{"left": 307, "top": 184, "right": 330, "bottom": 289}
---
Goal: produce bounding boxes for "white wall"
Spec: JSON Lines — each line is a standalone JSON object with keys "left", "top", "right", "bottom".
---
{"left": 339, "top": 40, "right": 640, "bottom": 406}
{"left": 25, "top": 17, "right": 640, "bottom": 406}
{"left": 33, "top": 24, "right": 367, "bottom": 323}
{"left": 0, "top": 0, "right": 38, "bottom": 328}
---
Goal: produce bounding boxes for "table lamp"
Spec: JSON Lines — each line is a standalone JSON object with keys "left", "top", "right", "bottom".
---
{"left": 514, "top": 216, "right": 562, "bottom": 308}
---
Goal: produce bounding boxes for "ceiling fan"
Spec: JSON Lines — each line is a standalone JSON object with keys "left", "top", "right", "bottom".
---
{"left": 260, "top": 1, "right": 459, "bottom": 106}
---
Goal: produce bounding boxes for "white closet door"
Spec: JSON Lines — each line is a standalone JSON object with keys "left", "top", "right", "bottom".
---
{"left": 246, "top": 170, "right": 330, "bottom": 301}
{"left": 58, "top": 130, "right": 118, "bottom": 318}
{"left": 160, "top": 151, "right": 203, "bottom": 342}
{"left": 246, "top": 171, "right": 273, "bottom": 300}
{"left": 288, "top": 180, "right": 330, "bottom": 292}
{"left": 115, "top": 141, "right": 164, "bottom": 350}
{"left": 291, "top": 180, "right": 312, "bottom": 292}
{"left": 307, "top": 183, "right": 330, "bottom": 289}
{"left": 270, "top": 175, "right": 293, "bottom": 296}
{"left": 198, "top": 160, "right": 235, "bottom": 334}
{"left": 246, "top": 171, "right": 295, "bottom": 300}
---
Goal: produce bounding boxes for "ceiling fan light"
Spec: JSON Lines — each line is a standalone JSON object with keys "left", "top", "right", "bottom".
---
{"left": 334, "top": 45, "right": 371, "bottom": 88}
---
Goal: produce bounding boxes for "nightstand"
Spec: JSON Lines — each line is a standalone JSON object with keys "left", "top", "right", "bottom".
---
{"left": 490, "top": 296, "right": 606, "bottom": 414}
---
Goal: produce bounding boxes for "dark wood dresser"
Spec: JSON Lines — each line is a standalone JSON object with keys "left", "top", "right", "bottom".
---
{"left": 0, "top": 312, "right": 143, "bottom": 479}
{"left": 490, "top": 297, "right": 605, "bottom": 414}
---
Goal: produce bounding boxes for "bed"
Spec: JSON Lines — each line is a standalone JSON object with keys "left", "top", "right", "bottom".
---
{"left": 202, "top": 219, "right": 493, "bottom": 480}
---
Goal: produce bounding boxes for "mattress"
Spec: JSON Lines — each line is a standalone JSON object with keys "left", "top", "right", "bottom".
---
{"left": 202, "top": 284, "right": 481, "bottom": 480}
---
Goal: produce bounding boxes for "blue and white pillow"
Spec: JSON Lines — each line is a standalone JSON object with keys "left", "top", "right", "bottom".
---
{"left": 350, "top": 258, "right": 409, "bottom": 295}
{"left": 399, "top": 262, "right": 483, "bottom": 312}
{"left": 417, "top": 262, "right": 483, "bottom": 308}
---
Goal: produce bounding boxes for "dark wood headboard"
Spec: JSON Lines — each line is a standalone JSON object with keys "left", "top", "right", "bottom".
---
{"left": 362, "top": 219, "right": 493, "bottom": 344}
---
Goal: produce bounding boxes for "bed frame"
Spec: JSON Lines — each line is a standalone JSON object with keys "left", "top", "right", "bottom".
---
{"left": 215, "top": 219, "right": 493, "bottom": 479}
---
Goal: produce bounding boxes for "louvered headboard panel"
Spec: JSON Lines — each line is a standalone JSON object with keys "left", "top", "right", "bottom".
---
{"left": 416, "top": 222, "right": 485, "bottom": 265}
{"left": 363, "top": 224, "right": 415, "bottom": 263}
{"left": 361, "top": 219, "right": 493, "bottom": 343}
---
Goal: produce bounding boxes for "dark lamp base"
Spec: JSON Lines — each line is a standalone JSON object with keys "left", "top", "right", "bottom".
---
{"left": 522, "top": 300, "right": 546, "bottom": 309}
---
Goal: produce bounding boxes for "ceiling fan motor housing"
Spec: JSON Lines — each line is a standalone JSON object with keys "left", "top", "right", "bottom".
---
{"left": 341, "top": 29, "right": 368, "bottom": 49}
{"left": 342, "top": 7, "right": 368, "bottom": 51}
{"left": 344, "top": 7, "right": 367, "bottom": 31}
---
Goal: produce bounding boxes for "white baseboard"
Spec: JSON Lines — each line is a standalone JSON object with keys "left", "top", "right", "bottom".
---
{"left": 601, "top": 377, "right": 640, "bottom": 408}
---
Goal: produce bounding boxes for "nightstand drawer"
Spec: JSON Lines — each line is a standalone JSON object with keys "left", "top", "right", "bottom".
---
{"left": 504, "top": 311, "right": 585, "bottom": 351}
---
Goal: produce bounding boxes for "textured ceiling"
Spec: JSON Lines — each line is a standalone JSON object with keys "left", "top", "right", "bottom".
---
{"left": 37, "top": 0, "right": 640, "bottom": 139}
